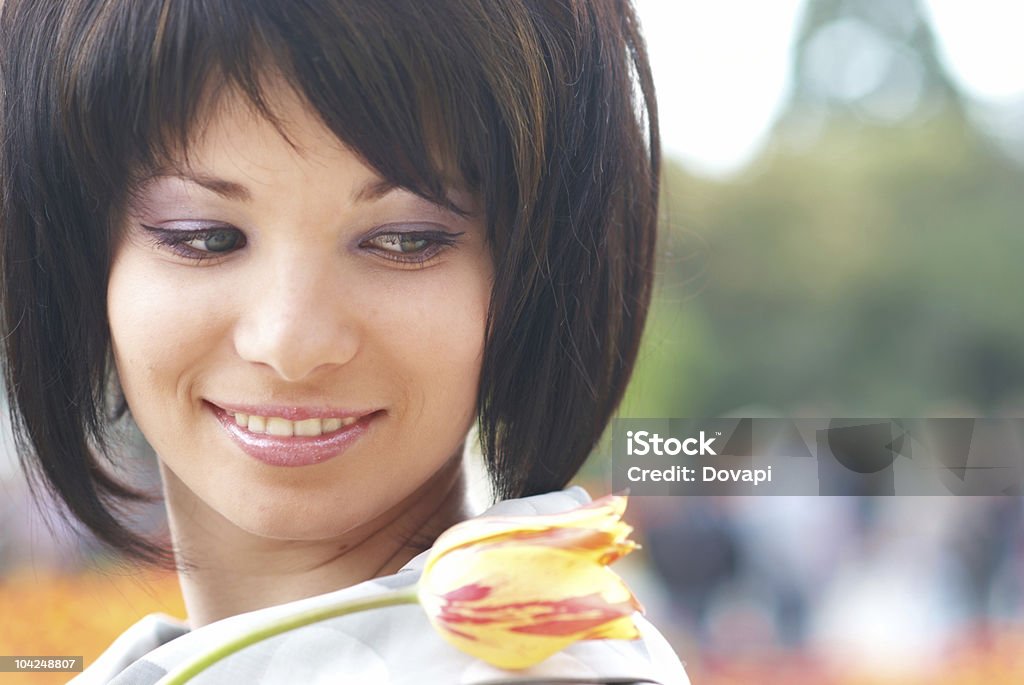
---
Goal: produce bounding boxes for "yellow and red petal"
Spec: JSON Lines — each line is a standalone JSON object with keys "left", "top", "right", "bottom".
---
{"left": 425, "top": 495, "right": 633, "bottom": 570}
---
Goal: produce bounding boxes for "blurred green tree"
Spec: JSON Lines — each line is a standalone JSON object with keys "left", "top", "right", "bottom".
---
{"left": 621, "top": 0, "right": 1024, "bottom": 421}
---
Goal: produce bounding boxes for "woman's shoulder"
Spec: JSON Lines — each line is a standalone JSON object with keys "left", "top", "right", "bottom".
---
{"left": 75, "top": 600, "right": 689, "bottom": 685}
{"left": 69, "top": 612, "right": 188, "bottom": 685}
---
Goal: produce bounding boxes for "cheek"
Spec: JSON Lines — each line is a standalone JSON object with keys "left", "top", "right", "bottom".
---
{"left": 383, "top": 266, "right": 489, "bottom": 405}
{"left": 106, "top": 250, "right": 224, "bottom": 423}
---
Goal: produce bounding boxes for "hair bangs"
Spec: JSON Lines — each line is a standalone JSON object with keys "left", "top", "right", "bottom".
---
{"left": 59, "top": 0, "right": 492, "bottom": 221}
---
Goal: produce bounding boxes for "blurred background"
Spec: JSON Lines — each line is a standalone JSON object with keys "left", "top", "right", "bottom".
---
{"left": 2, "top": 0, "right": 1023, "bottom": 683}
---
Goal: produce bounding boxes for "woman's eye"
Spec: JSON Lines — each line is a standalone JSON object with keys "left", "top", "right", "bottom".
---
{"left": 141, "top": 224, "right": 246, "bottom": 262}
{"left": 184, "top": 229, "right": 242, "bottom": 253}
{"left": 362, "top": 229, "right": 465, "bottom": 265}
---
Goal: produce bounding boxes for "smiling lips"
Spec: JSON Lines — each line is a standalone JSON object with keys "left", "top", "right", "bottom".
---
{"left": 208, "top": 402, "right": 379, "bottom": 467}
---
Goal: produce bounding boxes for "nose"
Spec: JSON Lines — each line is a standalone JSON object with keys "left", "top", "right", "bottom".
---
{"left": 233, "top": 256, "right": 359, "bottom": 381}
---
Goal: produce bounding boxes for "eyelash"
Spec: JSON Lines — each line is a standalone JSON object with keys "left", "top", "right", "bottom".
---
{"left": 139, "top": 225, "right": 465, "bottom": 266}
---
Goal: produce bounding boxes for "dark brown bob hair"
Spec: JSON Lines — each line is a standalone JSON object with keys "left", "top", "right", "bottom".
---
{"left": 0, "top": 0, "right": 659, "bottom": 564}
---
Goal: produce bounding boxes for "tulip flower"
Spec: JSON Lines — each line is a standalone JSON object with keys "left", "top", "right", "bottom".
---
{"left": 417, "top": 494, "right": 644, "bottom": 669}
{"left": 157, "top": 494, "right": 643, "bottom": 684}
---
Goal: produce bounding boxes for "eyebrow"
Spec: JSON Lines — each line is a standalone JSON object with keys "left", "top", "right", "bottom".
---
{"left": 176, "top": 173, "right": 251, "bottom": 201}
{"left": 163, "top": 171, "right": 398, "bottom": 204}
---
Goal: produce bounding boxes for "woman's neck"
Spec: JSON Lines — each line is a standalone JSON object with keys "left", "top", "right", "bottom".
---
{"left": 159, "top": 455, "right": 473, "bottom": 628}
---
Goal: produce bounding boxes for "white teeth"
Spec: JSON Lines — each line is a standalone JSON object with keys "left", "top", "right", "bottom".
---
{"left": 294, "top": 418, "right": 322, "bottom": 437}
{"left": 266, "top": 417, "right": 293, "bottom": 437}
{"left": 232, "top": 412, "right": 358, "bottom": 436}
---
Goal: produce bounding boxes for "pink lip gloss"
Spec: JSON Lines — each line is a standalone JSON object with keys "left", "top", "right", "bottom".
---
{"left": 208, "top": 403, "right": 379, "bottom": 467}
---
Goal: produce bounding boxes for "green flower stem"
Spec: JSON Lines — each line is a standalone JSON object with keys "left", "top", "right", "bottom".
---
{"left": 156, "top": 585, "right": 421, "bottom": 685}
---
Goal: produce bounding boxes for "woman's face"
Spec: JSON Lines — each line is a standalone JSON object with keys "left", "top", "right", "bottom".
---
{"left": 107, "top": 82, "right": 492, "bottom": 541}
